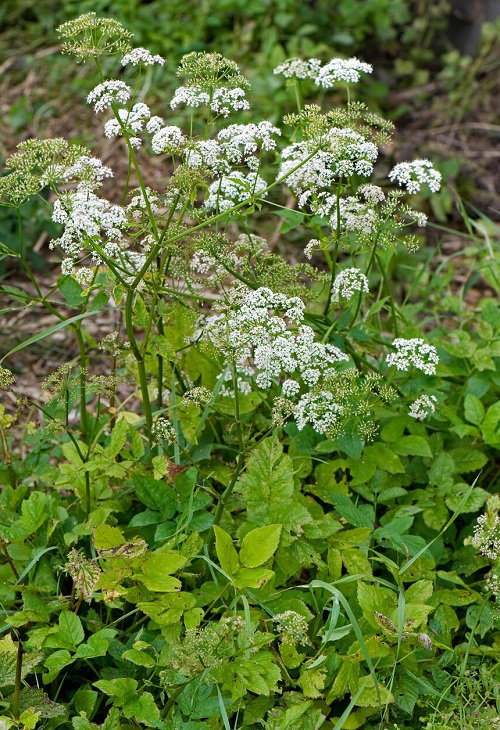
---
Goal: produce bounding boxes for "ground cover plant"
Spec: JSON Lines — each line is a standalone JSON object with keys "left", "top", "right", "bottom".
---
{"left": 0, "top": 13, "right": 499, "bottom": 730}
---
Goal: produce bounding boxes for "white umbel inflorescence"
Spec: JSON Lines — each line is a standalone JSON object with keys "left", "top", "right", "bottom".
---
{"left": 151, "top": 125, "right": 185, "bottom": 154}
{"left": 279, "top": 127, "right": 378, "bottom": 194}
{"left": 170, "top": 86, "right": 250, "bottom": 117}
{"left": 199, "top": 287, "right": 348, "bottom": 402}
{"left": 273, "top": 58, "right": 322, "bottom": 80}
{"left": 51, "top": 185, "right": 127, "bottom": 261}
{"left": 331, "top": 268, "right": 369, "bottom": 301}
{"left": 217, "top": 121, "right": 281, "bottom": 170}
{"left": 103, "top": 103, "right": 151, "bottom": 139}
{"left": 87, "top": 80, "right": 132, "bottom": 113}
{"left": 121, "top": 47, "right": 165, "bottom": 66}
{"left": 315, "top": 57, "right": 373, "bottom": 86}
{"left": 389, "top": 159, "right": 442, "bottom": 194}
{"left": 408, "top": 394, "right": 438, "bottom": 420}
{"left": 386, "top": 338, "right": 439, "bottom": 375}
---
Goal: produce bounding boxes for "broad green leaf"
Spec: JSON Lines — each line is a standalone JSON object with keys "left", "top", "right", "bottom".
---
{"left": 141, "top": 551, "right": 187, "bottom": 576}
{"left": 405, "top": 580, "right": 433, "bottom": 604}
{"left": 357, "top": 582, "right": 395, "bottom": 630}
{"left": 137, "top": 574, "right": 182, "bottom": 592}
{"left": 93, "top": 525, "right": 126, "bottom": 551}
{"left": 239, "top": 524, "right": 282, "bottom": 568}
{"left": 464, "top": 393, "right": 485, "bottom": 425}
{"left": 481, "top": 402, "right": 500, "bottom": 445}
{"left": 58, "top": 611, "right": 84, "bottom": 647}
{"left": 213, "top": 525, "right": 239, "bottom": 575}
{"left": 393, "top": 435, "right": 432, "bottom": 458}
{"left": 238, "top": 567, "right": 275, "bottom": 588}
{"left": 93, "top": 678, "right": 138, "bottom": 698}
{"left": 122, "top": 692, "right": 161, "bottom": 727}
{"left": 449, "top": 447, "right": 487, "bottom": 474}
{"left": 122, "top": 649, "right": 156, "bottom": 668}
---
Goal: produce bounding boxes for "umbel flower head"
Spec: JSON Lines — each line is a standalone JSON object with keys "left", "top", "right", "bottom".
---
{"left": 389, "top": 159, "right": 442, "bottom": 194}
{"left": 386, "top": 338, "right": 439, "bottom": 375}
{"left": 57, "top": 13, "right": 133, "bottom": 62}
{"left": 331, "top": 268, "right": 369, "bottom": 302}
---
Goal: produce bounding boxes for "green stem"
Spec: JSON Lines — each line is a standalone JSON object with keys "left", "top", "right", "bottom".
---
{"left": 75, "top": 326, "right": 88, "bottom": 441}
{"left": 12, "top": 638, "right": 22, "bottom": 719}
{"left": 125, "top": 288, "right": 153, "bottom": 451}
{"left": 376, "top": 252, "right": 399, "bottom": 337}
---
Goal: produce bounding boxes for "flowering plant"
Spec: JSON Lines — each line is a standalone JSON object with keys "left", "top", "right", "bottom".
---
{"left": 0, "top": 13, "right": 498, "bottom": 730}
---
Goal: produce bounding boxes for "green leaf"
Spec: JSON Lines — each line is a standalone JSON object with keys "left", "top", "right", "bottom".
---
{"left": 141, "top": 551, "right": 187, "bottom": 575}
{"left": 57, "top": 611, "right": 84, "bottom": 647}
{"left": 464, "top": 394, "right": 485, "bottom": 425}
{"left": 405, "top": 580, "right": 433, "bottom": 604}
{"left": 393, "top": 435, "right": 432, "bottom": 458}
{"left": 481, "top": 402, "right": 500, "bottom": 445}
{"left": 93, "top": 678, "right": 137, "bottom": 698}
{"left": 239, "top": 524, "right": 282, "bottom": 568}
{"left": 122, "top": 649, "right": 156, "bottom": 668}
{"left": 132, "top": 476, "right": 177, "bottom": 520}
{"left": 238, "top": 567, "right": 275, "bottom": 588}
{"left": 357, "top": 582, "right": 395, "bottom": 630}
{"left": 445, "top": 484, "right": 489, "bottom": 513}
{"left": 213, "top": 526, "right": 239, "bottom": 575}
{"left": 450, "top": 447, "right": 487, "bottom": 473}
{"left": 58, "top": 276, "right": 83, "bottom": 308}
{"left": 93, "top": 525, "right": 126, "bottom": 551}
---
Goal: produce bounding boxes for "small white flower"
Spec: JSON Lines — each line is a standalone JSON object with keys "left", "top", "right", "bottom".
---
{"left": 61, "top": 258, "right": 74, "bottom": 275}
{"left": 170, "top": 85, "right": 250, "bottom": 117}
{"left": 121, "top": 47, "right": 165, "bottom": 67}
{"left": 331, "top": 268, "right": 369, "bottom": 301}
{"left": 151, "top": 126, "right": 185, "bottom": 154}
{"left": 315, "top": 57, "right": 373, "bottom": 87}
{"left": 282, "top": 379, "right": 300, "bottom": 398}
{"left": 273, "top": 57, "right": 322, "bottom": 80}
{"left": 146, "top": 115, "right": 165, "bottom": 133}
{"left": 74, "top": 267, "right": 95, "bottom": 288}
{"left": 408, "top": 394, "right": 438, "bottom": 420}
{"left": 389, "top": 159, "right": 441, "bottom": 194}
{"left": 304, "top": 239, "right": 319, "bottom": 259}
{"left": 87, "top": 80, "right": 132, "bottom": 113}
{"left": 386, "top": 338, "right": 439, "bottom": 375}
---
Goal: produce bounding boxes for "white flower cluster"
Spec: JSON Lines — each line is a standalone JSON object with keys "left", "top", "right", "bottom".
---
{"left": 186, "top": 140, "right": 228, "bottom": 172}
{"left": 306, "top": 192, "right": 377, "bottom": 234}
{"left": 389, "top": 159, "right": 442, "bottom": 194}
{"left": 121, "top": 47, "right": 165, "bottom": 66}
{"left": 295, "top": 391, "right": 344, "bottom": 434}
{"left": 273, "top": 58, "right": 322, "bottom": 80}
{"left": 331, "top": 268, "right": 369, "bottom": 301}
{"left": 217, "top": 121, "right": 281, "bottom": 170}
{"left": 472, "top": 513, "right": 500, "bottom": 560}
{"left": 151, "top": 417, "right": 177, "bottom": 445}
{"left": 386, "top": 338, "right": 439, "bottom": 375}
{"left": 408, "top": 394, "right": 437, "bottom": 420}
{"left": 200, "top": 287, "right": 348, "bottom": 399}
{"left": 171, "top": 86, "right": 250, "bottom": 117}
{"left": 87, "top": 80, "right": 132, "bottom": 113}
{"left": 103, "top": 103, "right": 152, "bottom": 147}
{"left": 304, "top": 239, "right": 320, "bottom": 259}
{"left": 51, "top": 186, "right": 126, "bottom": 261}
{"left": 44, "top": 156, "right": 113, "bottom": 191}
{"left": 315, "top": 57, "right": 373, "bottom": 86}
{"left": 126, "top": 188, "right": 160, "bottom": 220}
{"left": 204, "top": 171, "right": 267, "bottom": 212}
{"left": 274, "top": 56, "right": 372, "bottom": 86}
{"left": 151, "top": 125, "right": 185, "bottom": 154}
{"left": 279, "top": 127, "right": 378, "bottom": 195}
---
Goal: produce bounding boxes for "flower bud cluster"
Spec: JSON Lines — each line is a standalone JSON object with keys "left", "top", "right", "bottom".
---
{"left": 204, "top": 171, "right": 268, "bottom": 212}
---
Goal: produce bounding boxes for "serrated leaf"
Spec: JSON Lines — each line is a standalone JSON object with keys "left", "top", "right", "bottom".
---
{"left": 213, "top": 526, "right": 239, "bottom": 575}
{"left": 122, "top": 649, "right": 156, "bottom": 667}
{"left": 93, "top": 525, "right": 126, "bottom": 552}
{"left": 240, "top": 524, "right": 282, "bottom": 568}
{"left": 464, "top": 394, "right": 485, "bottom": 425}
{"left": 57, "top": 611, "right": 84, "bottom": 647}
{"left": 393, "top": 435, "right": 432, "bottom": 458}
{"left": 238, "top": 567, "right": 275, "bottom": 588}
